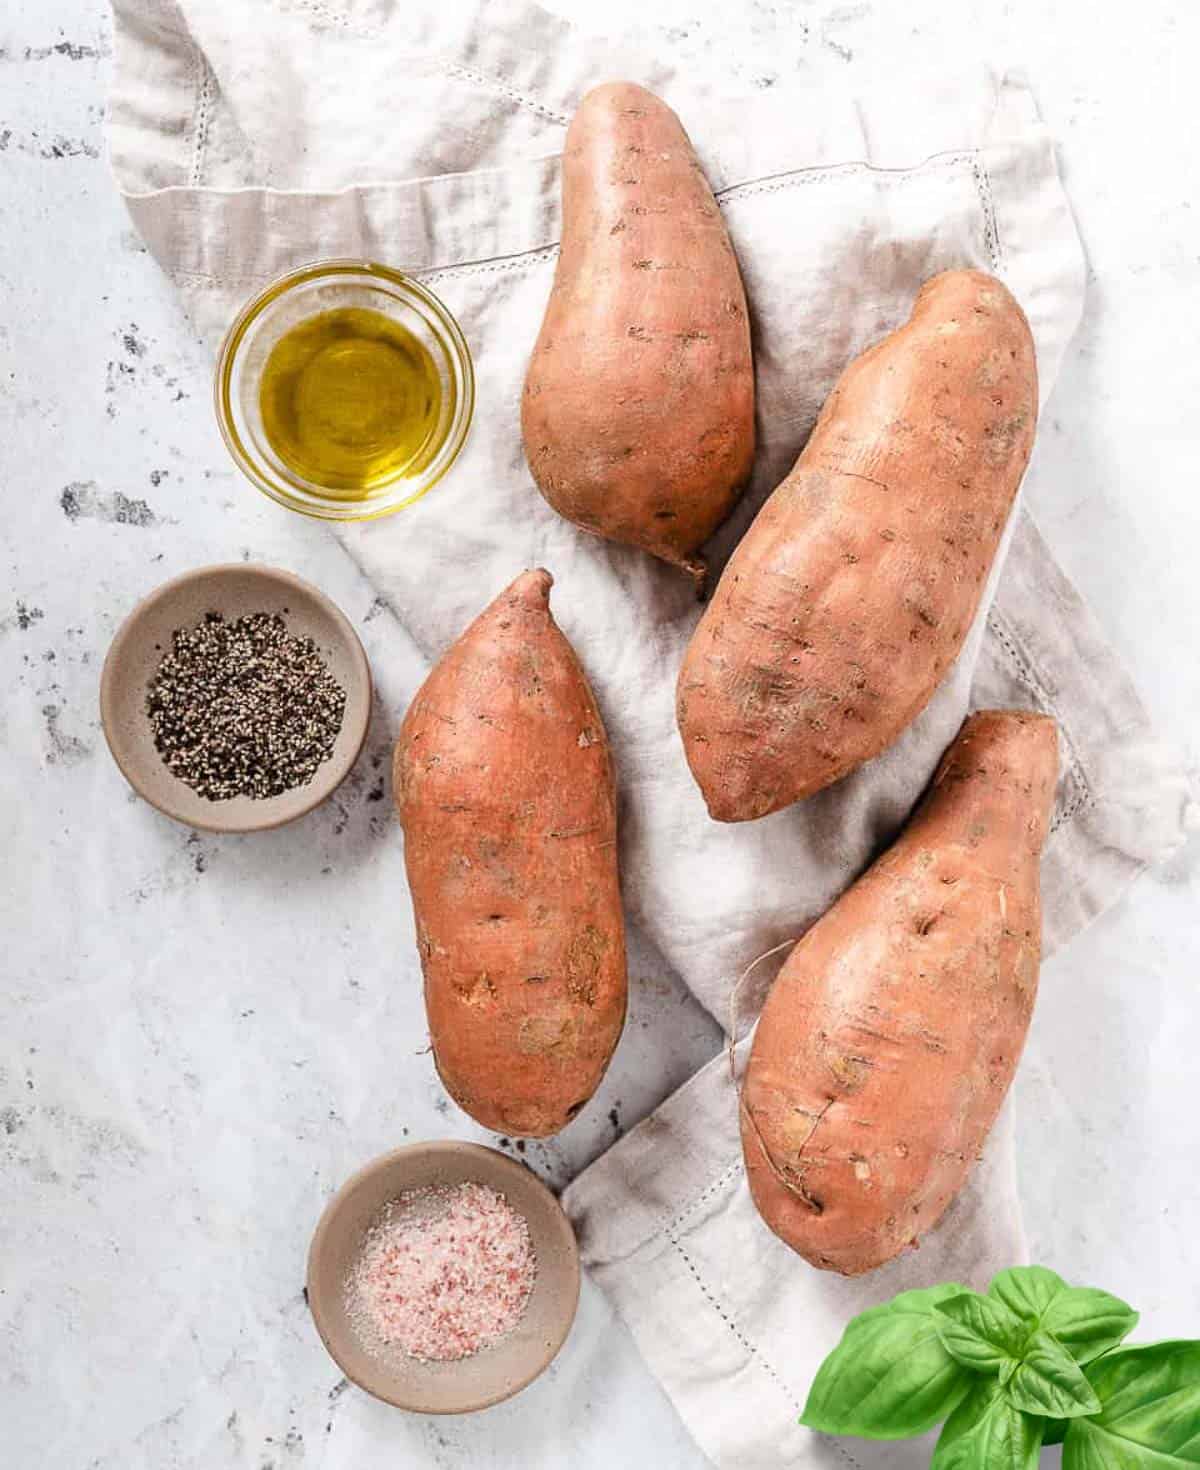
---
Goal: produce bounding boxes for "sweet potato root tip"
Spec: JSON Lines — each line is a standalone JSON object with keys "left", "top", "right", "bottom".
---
{"left": 681, "top": 555, "right": 709, "bottom": 599}
{"left": 513, "top": 566, "right": 554, "bottom": 601}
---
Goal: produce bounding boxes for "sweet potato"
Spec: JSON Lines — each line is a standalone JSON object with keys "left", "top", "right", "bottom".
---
{"left": 522, "top": 82, "right": 755, "bottom": 588}
{"left": 393, "top": 570, "right": 627, "bottom": 1137}
{"left": 678, "top": 269, "right": 1038, "bottom": 820}
{"left": 740, "top": 710, "right": 1057, "bottom": 1275}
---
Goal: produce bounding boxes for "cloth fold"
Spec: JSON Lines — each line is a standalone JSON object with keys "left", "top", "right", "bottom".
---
{"left": 107, "top": 3, "right": 1193, "bottom": 1465}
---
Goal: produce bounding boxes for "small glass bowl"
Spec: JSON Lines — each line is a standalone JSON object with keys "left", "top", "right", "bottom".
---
{"left": 214, "top": 260, "right": 474, "bottom": 521}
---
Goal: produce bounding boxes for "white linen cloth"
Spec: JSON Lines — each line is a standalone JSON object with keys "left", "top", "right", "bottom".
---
{"left": 108, "top": 2, "right": 1193, "bottom": 1464}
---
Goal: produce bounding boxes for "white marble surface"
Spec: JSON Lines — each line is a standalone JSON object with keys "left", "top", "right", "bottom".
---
{"left": 2, "top": 1, "right": 1197, "bottom": 1467}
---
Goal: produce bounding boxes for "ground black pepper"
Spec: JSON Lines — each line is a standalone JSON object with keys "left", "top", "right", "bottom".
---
{"left": 146, "top": 611, "right": 346, "bottom": 801}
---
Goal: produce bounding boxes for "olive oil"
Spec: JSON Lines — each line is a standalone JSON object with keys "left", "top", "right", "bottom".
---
{"left": 258, "top": 307, "right": 443, "bottom": 494}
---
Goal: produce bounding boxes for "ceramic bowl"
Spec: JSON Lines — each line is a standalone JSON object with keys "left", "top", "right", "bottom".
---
{"left": 99, "top": 563, "right": 371, "bottom": 833}
{"left": 306, "top": 1142, "right": 581, "bottom": 1413}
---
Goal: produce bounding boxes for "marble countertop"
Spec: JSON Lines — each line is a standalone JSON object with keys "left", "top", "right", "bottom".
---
{"left": 2, "top": 1, "right": 1197, "bottom": 1466}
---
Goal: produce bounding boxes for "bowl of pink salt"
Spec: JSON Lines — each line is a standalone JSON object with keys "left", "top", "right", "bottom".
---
{"left": 306, "top": 1141, "right": 580, "bottom": 1413}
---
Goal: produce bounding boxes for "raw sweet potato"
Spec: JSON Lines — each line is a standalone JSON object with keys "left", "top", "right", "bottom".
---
{"left": 678, "top": 269, "right": 1038, "bottom": 820}
{"left": 393, "top": 570, "right": 627, "bottom": 1137}
{"left": 740, "top": 710, "right": 1058, "bottom": 1275}
{"left": 522, "top": 82, "right": 755, "bottom": 588}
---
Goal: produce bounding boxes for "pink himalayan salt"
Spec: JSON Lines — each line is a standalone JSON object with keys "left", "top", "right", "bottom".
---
{"left": 346, "top": 1181, "right": 537, "bottom": 1362}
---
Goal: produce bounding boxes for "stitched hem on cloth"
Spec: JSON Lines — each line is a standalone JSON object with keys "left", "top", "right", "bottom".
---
{"left": 665, "top": 1165, "right": 863, "bottom": 1468}
{"left": 124, "top": 146, "right": 999, "bottom": 289}
{"left": 987, "top": 605, "right": 1095, "bottom": 834}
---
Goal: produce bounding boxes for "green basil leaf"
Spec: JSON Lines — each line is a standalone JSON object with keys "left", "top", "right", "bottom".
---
{"left": 988, "top": 1268, "right": 1138, "bottom": 1365}
{"left": 932, "top": 1379, "right": 1044, "bottom": 1470}
{"left": 1064, "top": 1341, "right": 1200, "bottom": 1470}
{"left": 989, "top": 1266, "right": 1070, "bottom": 1322}
{"left": 1041, "top": 1288, "right": 1140, "bottom": 1365}
{"left": 1042, "top": 1418, "right": 1068, "bottom": 1446}
{"left": 935, "top": 1292, "right": 1029, "bottom": 1373}
{"left": 801, "top": 1283, "right": 972, "bottom": 1438}
{"left": 1006, "top": 1330, "right": 1102, "bottom": 1418}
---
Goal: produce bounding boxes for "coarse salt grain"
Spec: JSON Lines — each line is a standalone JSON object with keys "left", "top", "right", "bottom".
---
{"left": 346, "top": 1182, "right": 537, "bottom": 1363}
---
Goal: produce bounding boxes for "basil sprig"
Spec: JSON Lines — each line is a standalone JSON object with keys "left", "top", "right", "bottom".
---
{"left": 801, "top": 1266, "right": 1198, "bottom": 1468}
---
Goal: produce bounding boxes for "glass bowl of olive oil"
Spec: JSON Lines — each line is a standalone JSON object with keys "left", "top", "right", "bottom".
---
{"left": 215, "top": 261, "right": 474, "bottom": 520}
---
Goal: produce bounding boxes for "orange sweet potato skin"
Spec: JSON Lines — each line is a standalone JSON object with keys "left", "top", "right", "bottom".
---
{"left": 522, "top": 82, "right": 755, "bottom": 587}
{"left": 393, "top": 570, "right": 627, "bottom": 1138}
{"left": 741, "top": 710, "right": 1058, "bottom": 1275}
{"left": 678, "top": 269, "right": 1038, "bottom": 819}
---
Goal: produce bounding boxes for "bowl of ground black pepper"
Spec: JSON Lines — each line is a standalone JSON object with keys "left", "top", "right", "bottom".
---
{"left": 100, "top": 564, "right": 371, "bottom": 832}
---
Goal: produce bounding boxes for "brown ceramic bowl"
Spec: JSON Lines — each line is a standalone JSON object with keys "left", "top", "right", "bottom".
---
{"left": 307, "top": 1142, "right": 581, "bottom": 1413}
{"left": 100, "top": 564, "right": 371, "bottom": 833}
